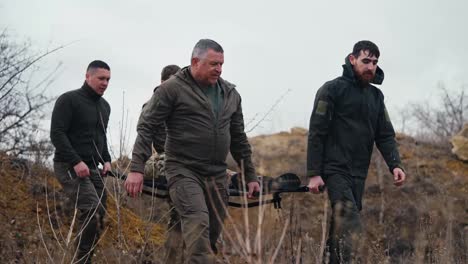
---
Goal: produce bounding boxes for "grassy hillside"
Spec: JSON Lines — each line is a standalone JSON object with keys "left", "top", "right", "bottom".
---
{"left": 0, "top": 128, "right": 467, "bottom": 263}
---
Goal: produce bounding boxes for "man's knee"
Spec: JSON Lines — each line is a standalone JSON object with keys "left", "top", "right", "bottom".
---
{"left": 170, "top": 177, "right": 205, "bottom": 210}
{"left": 171, "top": 188, "right": 209, "bottom": 239}
{"left": 182, "top": 212, "right": 209, "bottom": 241}
{"left": 330, "top": 200, "right": 361, "bottom": 235}
{"left": 78, "top": 207, "right": 105, "bottom": 232}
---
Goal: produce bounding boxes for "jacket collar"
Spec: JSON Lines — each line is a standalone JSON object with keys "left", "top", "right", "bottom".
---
{"left": 342, "top": 54, "right": 384, "bottom": 85}
{"left": 80, "top": 81, "right": 102, "bottom": 101}
{"left": 175, "top": 66, "right": 236, "bottom": 93}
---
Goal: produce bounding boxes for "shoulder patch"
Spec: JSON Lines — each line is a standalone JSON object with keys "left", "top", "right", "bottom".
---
{"left": 315, "top": 100, "right": 328, "bottom": 116}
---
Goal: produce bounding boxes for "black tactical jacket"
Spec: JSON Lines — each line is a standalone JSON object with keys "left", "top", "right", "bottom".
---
{"left": 307, "top": 56, "right": 402, "bottom": 179}
{"left": 51, "top": 82, "right": 111, "bottom": 167}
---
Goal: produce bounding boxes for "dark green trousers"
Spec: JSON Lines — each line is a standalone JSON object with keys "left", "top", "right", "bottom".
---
{"left": 325, "top": 174, "right": 365, "bottom": 264}
{"left": 54, "top": 162, "right": 107, "bottom": 264}
{"left": 169, "top": 174, "right": 228, "bottom": 264}
{"left": 163, "top": 197, "right": 184, "bottom": 264}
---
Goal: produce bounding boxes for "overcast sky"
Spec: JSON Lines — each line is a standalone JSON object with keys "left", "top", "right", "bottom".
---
{"left": 1, "top": 0, "right": 467, "bottom": 156}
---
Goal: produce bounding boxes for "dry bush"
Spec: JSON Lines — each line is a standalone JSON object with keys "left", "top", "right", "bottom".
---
{"left": 3, "top": 131, "right": 467, "bottom": 264}
{"left": 409, "top": 83, "right": 467, "bottom": 145}
{"left": 217, "top": 132, "right": 467, "bottom": 264}
{"left": 0, "top": 30, "right": 63, "bottom": 158}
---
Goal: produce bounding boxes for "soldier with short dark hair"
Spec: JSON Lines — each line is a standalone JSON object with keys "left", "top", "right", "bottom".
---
{"left": 143, "top": 64, "right": 183, "bottom": 263}
{"left": 160, "top": 64, "right": 180, "bottom": 83}
{"left": 307, "top": 41, "right": 406, "bottom": 263}
{"left": 142, "top": 64, "right": 181, "bottom": 152}
{"left": 51, "top": 60, "right": 112, "bottom": 264}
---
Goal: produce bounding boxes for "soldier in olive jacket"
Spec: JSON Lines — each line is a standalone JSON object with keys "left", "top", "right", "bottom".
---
{"left": 307, "top": 41, "right": 406, "bottom": 264}
{"left": 125, "top": 39, "right": 260, "bottom": 263}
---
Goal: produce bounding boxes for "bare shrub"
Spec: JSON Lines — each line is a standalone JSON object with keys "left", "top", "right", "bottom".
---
{"left": 410, "top": 83, "right": 467, "bottom": 144}
{"left": 0, "top": 29, "right": 63, "bottom": 157}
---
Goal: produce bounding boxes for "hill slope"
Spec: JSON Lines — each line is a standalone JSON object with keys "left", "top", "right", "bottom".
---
{"left": 1, "top": 128, "right": 467, "bottom": 263}
{"left": 229, "top": 128, "right": 468, "bottom": 263}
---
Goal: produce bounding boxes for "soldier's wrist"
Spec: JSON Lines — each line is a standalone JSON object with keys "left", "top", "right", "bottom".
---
{"left": 71, "top": 158, "right": 82, "bottom": 167}
{"left": 390, "top": 164, "right": 405, "bottom": 174}
{"left": 307, "top": 170, "right": 321, "bottom": 178}
{"left": 130, "top": 163, "right": 145, "bottom": 174}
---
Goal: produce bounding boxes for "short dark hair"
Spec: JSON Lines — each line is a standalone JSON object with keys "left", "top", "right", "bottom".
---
{"left": 352, "top": 40, "right": 380, "bottom": 58}
{"left": 191, "top": 39, "right": 224, "bottom": 59}
{"left": 87, "top": 60, "right": 110, "bottom": 72}
{"left": 161, "top": 64, "right": 180, "bottom": 82}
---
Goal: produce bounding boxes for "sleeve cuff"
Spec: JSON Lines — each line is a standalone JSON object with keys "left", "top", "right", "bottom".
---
{"left": 130, "top": 163, "right": 145, "bottom": 174}
{"left": 307, "top": 169, "right": 321, "bottom": 178}
{"left": 70, "top": 157, "right": 82, "bottom": 167}
{"left": 389, "top": 164, "right": 405, "bottom": 174}
{"left": 245, "top": 174, "right": 259, "bottom": 183}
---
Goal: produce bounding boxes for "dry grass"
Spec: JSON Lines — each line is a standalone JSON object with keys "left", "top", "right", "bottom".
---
{"left": 0, "top": 154, "right": 165, "bottom": 263}
{"left": 1, "top": 129, "right": 467, "bottom": 263}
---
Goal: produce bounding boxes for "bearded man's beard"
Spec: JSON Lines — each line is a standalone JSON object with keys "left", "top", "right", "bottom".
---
{"left": 355, "top": 70, "right": 374, "bottom": 86}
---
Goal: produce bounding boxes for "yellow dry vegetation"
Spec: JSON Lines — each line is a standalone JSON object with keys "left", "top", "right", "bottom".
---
{"left": 1, "top": 127, "right": 467, "bottom": 263}
{"left": 0, "top": 154, "right": 165, "bottom": 262}
{"left": 102, "top": 196, "right": 165, "bottom": 248}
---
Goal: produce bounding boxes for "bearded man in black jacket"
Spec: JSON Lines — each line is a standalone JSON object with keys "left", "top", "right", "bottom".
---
{"left": 50, "top": 60, "right": 112, "bottom": 264}
{"left": 307, "top": 41, "right": 406, "bottom": 263}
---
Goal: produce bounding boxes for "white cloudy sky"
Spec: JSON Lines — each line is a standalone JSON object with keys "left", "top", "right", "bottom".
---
{"left": 1, "top": 0, "right": 467, "bottom": 156}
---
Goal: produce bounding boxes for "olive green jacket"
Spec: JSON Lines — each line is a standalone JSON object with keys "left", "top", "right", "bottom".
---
{"left": 130, "top": 67, "right": 256, "bottom": 184}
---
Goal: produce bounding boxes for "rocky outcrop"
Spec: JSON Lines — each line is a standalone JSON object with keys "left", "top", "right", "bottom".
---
{"left": 451, "top": 124, "right": 468, "bottom": 161}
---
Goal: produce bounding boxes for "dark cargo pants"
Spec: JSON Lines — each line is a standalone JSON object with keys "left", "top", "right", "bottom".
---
{"left": 163, "top": 197, "right": 184, "bottom": 264}
{"left": 145, "top": 155, "right": 184, "bottom": 263}
{"left": 325, "top": 174, "right": 365, "bottom": 264}
{"left": 169, "top": 174, "right": 228, "bottom": 264}
{"left": 54, "top": 162, "right": 107, "bottom": 264}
